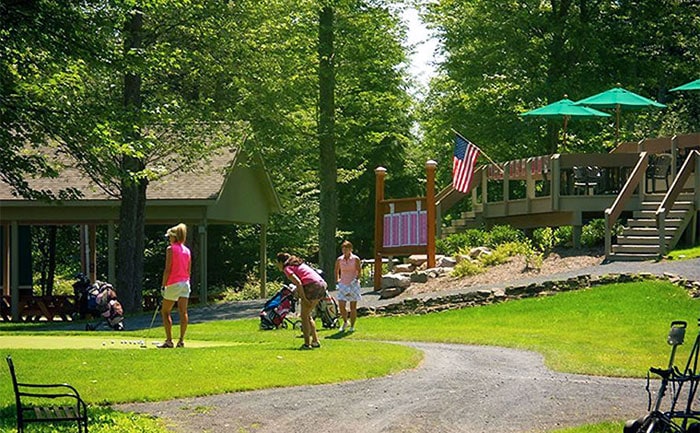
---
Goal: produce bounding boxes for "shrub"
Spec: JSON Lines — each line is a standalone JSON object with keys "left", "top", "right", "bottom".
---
{"left": 532, "top": 227, "right": 555, "bottom": 254}
{"left": 485, "top": 225, "right": 525, "bottom": 248}
{"left": 437, "top": 229, "right": 487, "bottom": 255}
{"left": 479, "top": 241, "right": 533, "bottom": 267}
{"left": 217, "top": 273, "right": 284, "bottom": 302}
{"left": 451, "top": 259, "right": 485, "bottom": 278}
{"left": 554, "top": 226, "right": 573, "bottom": 247}
{"left": 581, "top": 219, "right": 606, "bottom": 247}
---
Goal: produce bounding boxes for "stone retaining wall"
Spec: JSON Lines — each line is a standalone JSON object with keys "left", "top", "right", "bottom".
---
{"left": 357, "top": 272, "right": 700, "bottom": 317}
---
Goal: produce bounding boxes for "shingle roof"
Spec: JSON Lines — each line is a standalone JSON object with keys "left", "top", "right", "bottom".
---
{"left": 0, "top": 147, "right": 238, "bottom": 202}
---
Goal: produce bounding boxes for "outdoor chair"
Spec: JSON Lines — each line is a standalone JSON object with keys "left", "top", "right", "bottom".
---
{"left": 572, "top": 166, "right": 602, "bottom": 195}
{"left": 6, "top": 355, "right": 89, "bottom": 432}
{"left": 646, "top": 153, "right": 672, "bottom": 193}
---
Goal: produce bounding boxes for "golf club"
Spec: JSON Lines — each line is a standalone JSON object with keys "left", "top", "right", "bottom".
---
{"left": 144, "top": 299, "right": 161, "bottom": 344}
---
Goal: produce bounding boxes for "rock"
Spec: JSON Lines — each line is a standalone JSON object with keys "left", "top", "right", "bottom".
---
{"left": 410, "top": 272, "right": 429, "bottom": 283}
{"left": 469, "top": 247, "right": 492, "bottom": 260}
{"left": 408, "top": 255, "right": 428, "bottom": 267}
{"left": 437, "top": 256, "right": 457, "bottom": 268}
{"left": 394, "top": 263, "right": 415, "bottom": 273}
{"left": 379, "top": 287, "right": 404, "bottom": 299}
{"left": 381, "top": 273, "right": 411, "bottom": 289}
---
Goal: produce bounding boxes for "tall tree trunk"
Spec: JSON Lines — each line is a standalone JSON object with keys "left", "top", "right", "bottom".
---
{"left": 318, "top": 4, "right": 337, "bottom": 288}
{"left": 117, "top": 7, "right": 146, "bottom": 313}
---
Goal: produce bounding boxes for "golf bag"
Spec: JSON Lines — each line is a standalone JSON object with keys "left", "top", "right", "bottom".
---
{"left": 73, "top": 274, "right": 125, "bottom": 331}
{"left": 260, "top": 285, "right": 299, "bottom": 330}
{"left": 314, "top": 291, "right": 339, "bottom": 329}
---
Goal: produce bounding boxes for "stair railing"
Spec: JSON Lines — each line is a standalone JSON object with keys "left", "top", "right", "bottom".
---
{"left": 656, "top": 150, "right": 700, "bottom": 256}
{"left": 604, "top": 152, "right": 648, "bottom": 259}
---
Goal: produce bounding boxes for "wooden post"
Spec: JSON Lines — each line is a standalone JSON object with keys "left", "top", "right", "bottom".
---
{"left": 88, "top": 225, "right": 97, "bottom": 282}
{"left": 11, "top": 221, "right": 19, "bottom": 321}
{"left": 426, "top": 160, "right": 437, "bottom": 269}
{"left": 373, "top": 167, "right": 386, "bottom": 291}
{"left": 107, "top": 222, "right": 116, "bottom": 285}
{"left": 2, "top": 224, "right": 9, "bottom": 296}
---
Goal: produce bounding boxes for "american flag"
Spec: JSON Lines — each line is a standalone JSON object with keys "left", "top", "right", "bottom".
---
{"left": 452, "top": 134, "right": 480, "bottom": 193}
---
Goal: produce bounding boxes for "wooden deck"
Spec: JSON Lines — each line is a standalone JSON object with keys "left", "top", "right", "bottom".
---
{"left": 437, "top": 134, "right": 700, "bottom": 257}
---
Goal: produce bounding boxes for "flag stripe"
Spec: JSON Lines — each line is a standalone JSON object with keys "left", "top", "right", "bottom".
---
{"left": 452, "top": 135, "right": 480, "bottom": 193}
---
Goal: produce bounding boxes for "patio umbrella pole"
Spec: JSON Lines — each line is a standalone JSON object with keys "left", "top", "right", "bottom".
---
{"left": 615, "top": 104, "right": 620, "bottom": 143}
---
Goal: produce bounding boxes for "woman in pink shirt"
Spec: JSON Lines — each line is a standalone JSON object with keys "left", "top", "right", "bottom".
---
{"left": 158, "top": 223, "right": 191, "bottom": 348}
{"left": 276, "top": 252, "right": 326, "bottom": 350}
{"left": 334, "top": 240, "right": 361, "bottom": 332}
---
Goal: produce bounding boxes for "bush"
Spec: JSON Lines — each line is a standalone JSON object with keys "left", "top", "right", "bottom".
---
{"left": 532, "top": 227, "right": 555, "bottom": 254}
{"left": 554, "top": 226, "right": 573, "bottom": 247}
{"left": 485, "top": 225, "right": 525, "bottom": 248}
{"left": 451, "top": 259, "right": 485, "bottom": 278}
{"left": 581, "top": 219, "right": 606, "bottom": 247}
{"left": 215, "top": 273, "right": 284, "bottom": 302}
{"left": 437, "top": 229, "right": 487, "bottom": 255}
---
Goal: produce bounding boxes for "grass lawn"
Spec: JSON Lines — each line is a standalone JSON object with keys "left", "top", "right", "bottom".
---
{"left": 0, "top": 279, "right": 697, "bottom": 433}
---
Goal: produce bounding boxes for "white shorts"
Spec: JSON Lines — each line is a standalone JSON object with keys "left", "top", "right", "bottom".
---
{"left": 337, "top": 279, "right": 361, "bottom": 302}
{"left": 163, "top": 281, "right": 191, "bottom": 301}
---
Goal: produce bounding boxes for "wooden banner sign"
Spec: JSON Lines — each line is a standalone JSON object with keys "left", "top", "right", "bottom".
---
{"left": 373, "top": 161, "right": 436, "bottom": 290}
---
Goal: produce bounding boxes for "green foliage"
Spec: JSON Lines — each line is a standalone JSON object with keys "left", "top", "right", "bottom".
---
{"left": 554, "top": 226, "right": 574, "bottom": 247}
{"left": 532, "top": 227, "right": 555, "bottom": 254}
{"left": 436, "top": 229, "right": 487, "bottom": 255}
{"left": 484, "top": 225, "right": 525, "bottom": 248}
{"left": 216, "top": 273, "right": 284, "bottom": 302}
{"left": 477, "top": 241, "right": 532, "bottom": 267}
{"left": 667, "top": 245, "right": 700, "bottom": 260}
{"left": 451, "top": 259, "right": 485, "bottom": 278}
{"left": 0, "top": 406, "right": 169, "bottom": 433}
{"left": 581, "top": 219, "right": 606, "bottom": 247}
{"left": 549, "top": 421, "right": 623, "bottom": 433}
{"left": 419, "top": 0, "right": 700, "bottom": 167}
{"left": 438, "top": 225, "right": 526, "bottom": 256}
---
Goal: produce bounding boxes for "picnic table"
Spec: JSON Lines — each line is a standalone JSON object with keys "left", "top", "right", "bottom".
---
{"left": 0, "top": 295, "right": 76, "bottom": 322}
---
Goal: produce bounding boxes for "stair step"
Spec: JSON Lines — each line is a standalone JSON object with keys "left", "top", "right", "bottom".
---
{"left": 616, "top": 236, "right": 672, "bottom": 245}
{"left": 633, "top": 210, "right": 687, "bottom": 219}
{"left": 607, "top": 252, "right": 659, "bottom": 262}
{"left": 627, "top": 218, "right": 682, "bottom": 228}
{"left": 611, "top": 244, "right": 661, "bottom": 254}
{"left": 622, "top": 228, "right": 681, "bottom": 237}
{"left": 640, "top": 200, "right": 693, "bottom": 210}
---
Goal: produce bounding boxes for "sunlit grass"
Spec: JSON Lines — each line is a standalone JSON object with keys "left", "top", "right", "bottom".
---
{"left": 1, "top": 279, "right": 697, "bottom": 432}
{"left": 667, "top": 244, "right": 700, "bottom": 260}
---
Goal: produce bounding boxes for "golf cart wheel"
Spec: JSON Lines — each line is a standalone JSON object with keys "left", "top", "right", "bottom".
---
{"left": 280, "top": 321, "right": 288, "bottom": 329}
{"left": 624, "top": 415, "right": 650, "bottom": 433}
{"left": 292, "top": 320, "right": 302, "bottom": 330}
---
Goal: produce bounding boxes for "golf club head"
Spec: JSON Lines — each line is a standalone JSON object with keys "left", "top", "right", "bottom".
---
{"left": 667, "top": 320, "right": 687, "bottom": 346}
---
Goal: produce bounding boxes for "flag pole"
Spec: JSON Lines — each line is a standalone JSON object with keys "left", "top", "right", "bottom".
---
{"left": 451, "top": 128, "right": 503, "bottom": 173}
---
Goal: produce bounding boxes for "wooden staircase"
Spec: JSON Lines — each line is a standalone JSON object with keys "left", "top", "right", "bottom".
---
{"left": 609, "top": 194, "right": 695, "bottom": 261}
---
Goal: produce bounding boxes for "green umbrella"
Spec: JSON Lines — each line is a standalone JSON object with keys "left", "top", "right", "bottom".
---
{"left": 574, "top": 87, "right": 666, "bottom": 143}
{"left": 670, "top": 78, "right": 700, "bottom": 92}
{"left": 520, "top": 98, "right": 611, "bottom": 147}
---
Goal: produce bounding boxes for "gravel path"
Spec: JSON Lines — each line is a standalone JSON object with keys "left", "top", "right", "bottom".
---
{"left": 113, "top": 258, "right": 700, "bottom": 432}
{"left": 117, "top": 342, "right": 648, "bottom": 433}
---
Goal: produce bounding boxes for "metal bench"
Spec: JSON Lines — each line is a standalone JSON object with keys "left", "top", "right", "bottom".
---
{"left": 6, "top": 355, "right": 89, "bottom": 432}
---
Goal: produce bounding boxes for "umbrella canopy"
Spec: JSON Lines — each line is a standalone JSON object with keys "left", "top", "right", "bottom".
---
{"left": 670, "top": 79, "right": 700, "bottom": 92}
{"left": 520, "top": 98, "right": 611, "bottom": 147}
{"left": 574, "top": 87, "right": 666, "bottom": 142}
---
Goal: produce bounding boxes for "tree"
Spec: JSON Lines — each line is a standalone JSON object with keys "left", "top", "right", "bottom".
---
{"left": 318, "top": 3, "right": 337, "bottom": 285}
{"left": 420, "top": 0, "right": 700, "bottom": 179}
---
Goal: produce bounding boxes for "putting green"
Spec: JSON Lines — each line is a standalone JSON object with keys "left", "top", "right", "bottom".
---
{"left": 0, "top": 336, "right": 238, "bottom": 350}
